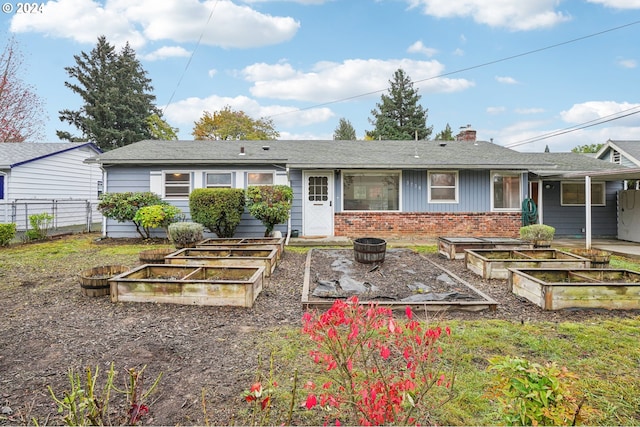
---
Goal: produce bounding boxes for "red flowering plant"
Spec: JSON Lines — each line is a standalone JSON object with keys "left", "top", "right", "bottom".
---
{"left": 301, "top": 296, "right": 455, "bottom": 426}
{"left": 241, "top": 356, "right": 281, "bottom": 427}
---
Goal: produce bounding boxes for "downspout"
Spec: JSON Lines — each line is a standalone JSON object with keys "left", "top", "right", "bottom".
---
{"left": 585, "top": 175, "right": 592, "bottom": 249}
{"left": 101, "top": 167, "right": 108, "bottom": 238}
{"left": 285, "top": 166, "right": 291, "bottom": 246}
{"left": 0, "top": 171, "right": 7, "bottom": 224}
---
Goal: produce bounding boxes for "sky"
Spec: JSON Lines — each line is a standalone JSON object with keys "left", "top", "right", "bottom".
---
{"left": 2, "top": 0, "right": 640, "bottom": 152}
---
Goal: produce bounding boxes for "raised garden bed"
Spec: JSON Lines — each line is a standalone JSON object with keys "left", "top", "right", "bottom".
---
{"left": 465, "top": 249, "right": 590, "bottom": 279}
{"left": 438, "top": 236, "right": 532, "bottom": 260}
{"left": 164, "top": 247, "right": 278, "bottom": 277}
{"left": 508, "top": 267, "right": 640, "bottom": 310}
{"left": 197, "top": 237, "right": 285, "bottom": 259}
{"left": 109, "top": 264, "right": 264, "bottom": 307}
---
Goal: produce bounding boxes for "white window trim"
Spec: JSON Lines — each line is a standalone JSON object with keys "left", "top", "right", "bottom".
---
{"left": 163, "top": 171, "right": 191, "bottom": 199}
{"left": 246, "top": 171, "right": 275, "bottom": 187}
{"left": 341, "top": 169, "right": 402, "bottom": 212}
{"left": 560, "top": 181, "right": 606, "bottom": 206}
{"left": 428, "top": 170, "right": 459, "bottom": 203}
{"left": 490, "top": 170, "right": 523, "bottom": 212}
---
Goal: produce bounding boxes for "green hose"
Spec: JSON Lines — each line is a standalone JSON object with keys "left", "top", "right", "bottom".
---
{"left": 522, "top": 198, "right": 538, "bottom": 226}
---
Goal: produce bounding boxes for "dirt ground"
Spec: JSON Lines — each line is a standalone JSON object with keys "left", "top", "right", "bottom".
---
{"left": 0, "top": 235, "right": 638, "bottom": 425}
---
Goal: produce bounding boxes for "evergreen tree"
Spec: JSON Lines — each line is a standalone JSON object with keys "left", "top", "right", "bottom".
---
{"left": 58, "top": 36, "right": 160, "bottom": 150}
{"left": 366, "top": 69, "right": 432, "bottom": 140}
{"left": 333, "top": 117, "right": 357, "bottom": 140}
{"left": 435, "top": 123, "right": 455, "bottom": 141}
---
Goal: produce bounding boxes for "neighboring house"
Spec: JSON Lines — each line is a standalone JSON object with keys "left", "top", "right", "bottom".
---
{"left": 0, "top": 142, "right": 103, "bottom": 231}
{"left": 596, "top": 140, "right": 640, "bottom": 169}
{"left": 87, "top": 139, "right": 635, "bottom": 240}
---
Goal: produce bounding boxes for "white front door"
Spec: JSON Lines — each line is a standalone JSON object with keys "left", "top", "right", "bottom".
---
{"left": 303, "top": 171, "right": 334, "bottom": 236}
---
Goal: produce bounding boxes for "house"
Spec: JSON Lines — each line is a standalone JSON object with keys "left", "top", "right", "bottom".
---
{"left": 87, "top": 138, "right": 637, "bottom": 240}
{"left": 0, "top": 142, "right": 103, "bottom": 232}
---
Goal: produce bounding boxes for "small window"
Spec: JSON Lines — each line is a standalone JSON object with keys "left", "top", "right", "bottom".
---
{"left": 97, "top": 180, "right": 104, "bottom": 198}
{"left": 206, "top": 173, "right": 232, "bottom": 188}
{"left": 561, "top": 182, "right": 605, "bottom": 206}
{"left": 428, "top": 171, "right": 458, "bottom": 203}
{"left": 612, "top": 150, "right": 621, "bottom": 164}
{"left": 248, "top": 172, "right": 274, "bottom": 186}
{"left": 492, "top": 172, "right": 521, "bottom": 210}
{"left": 165, "top": 172, "right": 190, "bottom": 198}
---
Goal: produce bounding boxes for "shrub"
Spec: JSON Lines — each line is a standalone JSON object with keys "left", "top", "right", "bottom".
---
{"left": 168, "top": 221, "right": 204, "bottom": 248}
{"left": 246, "top": 185, "right": 293, "bottom": 237}
{"left": 26, "top": 212, "right": 54, "bottom": 241}
{"left": 189, "top": 188, "right": 246, "bottom": 238}
{"left": 486, "top": 356, "right": 583, "bottom": 426}
{"left": 133, "top": 204, "right": 183, "bottom": 238}
{"left": 98, "top": 192, "right": 166, "bottom": 238}
{"left": 0, "top": 223, "right": 17, "bottom": 246}
{"left": 519, "top": 224, "right": 555, "bottom": 242}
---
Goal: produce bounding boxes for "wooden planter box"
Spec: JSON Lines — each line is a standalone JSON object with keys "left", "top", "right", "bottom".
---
{"left": 80, "top": 265, "right": 129, "bottom": 297}
{"left": 465, "top": 249, "right": 590, "bottom": 279}
{"left": 139, "top": 248, "right": 176, "bottom": 264}
{"left": 164, "top": 247, "right": 278, "bottom": 277}
{"left": 109, "top": 264, "right": 264, "bottom": 307}
{"left": 508, "top": 268, "right": 640, "bottom": 310}
{"left": 197, "top": 237, "right": 285, "bottom": 259}
{"left": 438, "top": 237, "right": 532, "bottom": 260}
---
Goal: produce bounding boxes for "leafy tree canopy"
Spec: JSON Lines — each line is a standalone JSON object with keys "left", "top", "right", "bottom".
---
{"left": 366, "top": 68, "right": 432, "bottom": 141}
{"left": 147, "top": 113, "right": 179, "bottom": 140}
{"left": 333, "top": 117, "right": 357, "bottom": 140}
{"left": 58, "top": 36, "right": 160, "bottom": 150}
{"left": 571, "top": 143, "right": 604, "bottom": 154}
{"left": 192, "top": 106, "right": 279, "bottom": 140}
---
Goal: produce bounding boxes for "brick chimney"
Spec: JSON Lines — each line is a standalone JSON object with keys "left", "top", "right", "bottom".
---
{"left": 456, "top": 124, "right": 476, "bottom": 142}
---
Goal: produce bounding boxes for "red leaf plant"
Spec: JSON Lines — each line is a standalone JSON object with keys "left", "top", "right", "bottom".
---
{"left": 301, "top": 296, "right": 455, "bottom": 426}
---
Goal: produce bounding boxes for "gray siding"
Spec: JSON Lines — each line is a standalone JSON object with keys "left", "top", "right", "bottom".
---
{"left": 541, "top": 181, "right": 621, "bottom": 238}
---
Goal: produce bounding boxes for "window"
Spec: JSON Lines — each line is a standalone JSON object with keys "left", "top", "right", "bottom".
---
{"left": 206, "top": 173, "right": 232, "bottom": 188}
{"left": 97, "top": 180, "right": 103, "bottom": 198}
{"left": 561, "top": 182, "right": 605, "bottom": 206}
{"left": 247, "top": 172, "right": 274, "bottom": 186}
{"left": 308, "top": 176, "right": 328, "bottom": 201}
{"left": 428, "top": 171, "right": 458, "bottom": 203}
{"left": 343, "top": 171, "right": 400, "bottom": 211}
{"left": 612, "top": 150, "right": 621, "bottom": 164}
{"left": 164, "top": 172, "right": 190, "bottom": 198}
{"left": 492, "top": 172, "right": 521, "bottom": 210}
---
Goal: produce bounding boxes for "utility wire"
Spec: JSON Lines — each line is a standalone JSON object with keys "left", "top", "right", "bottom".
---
{"left": 162, "top": 0, "right": 220, "bottom": 115}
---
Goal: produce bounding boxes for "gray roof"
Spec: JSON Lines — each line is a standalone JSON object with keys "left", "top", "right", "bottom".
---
{"left": 527, "top": 152, "right": 635, "bottom": 178}
{"left": 88, "top": 139, "right": 554, "bottom": 170}
{"left": 598, "top": 140, "right": 640, "bottom": 166}
{"left": 0, "top": 142, "right": 100, "bottom": 169}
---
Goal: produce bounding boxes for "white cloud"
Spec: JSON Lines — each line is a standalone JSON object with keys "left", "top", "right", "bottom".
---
{"left": 406, "top": 0, "right": 571, "bottom": 30}
{"left": 142, "top": 46, "right": 191, "bottom": 61}
{"left": 487, "top": 106, "right": 506, "bottom": 114}
{"left": 407, "top": 41, "right": 438, "bottom": 57}
{"left": 586, "top": 0, "right": 640, "bottom": 9}
{"left": 207, "top": 69, "right": 217, "bottom": 78}
{"left": 560, "top": 101, "right": 640, "bottom": 125}
{"left": 10, "top": 0, "right": 300, "bottom": 49}
{"left": 617, "top": 58, "right": 637, "bottom": 68}
{"left": 495, "top": 76, "right": 518, "bottom": 84}
{"left": 163, "top": 94, "right": 334, "bottom": 137}
{"left": 452, "top": 48, "right": 465, "bottom": 56}
{"left": 242, "top": 58, "right": 474, "bottom": 102}
{"left": 515, "top": 107, "right": 545, "bottom": 114}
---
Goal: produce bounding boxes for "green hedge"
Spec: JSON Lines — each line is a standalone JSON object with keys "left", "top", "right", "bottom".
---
{"left": 0, "top": 223, "right": 17, "bottom": 246}
{"left": 189, "top": 188, "right": 246, "bottom": 238}
{"left": 246, "top": 185, "right": 293, "bottom": 237}
{"left": 98, "top": 192, "right": 166, "bottom": 238}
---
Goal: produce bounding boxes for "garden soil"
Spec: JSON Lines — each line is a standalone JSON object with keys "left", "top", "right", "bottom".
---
{"left": 0, "top": 234, "right": 637, "bottom": 425}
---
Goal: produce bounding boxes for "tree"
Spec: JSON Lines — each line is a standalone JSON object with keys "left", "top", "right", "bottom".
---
{"left": 333, "top": 118, "right": 357, "bottom": 140}
{"left": 435, "top": 123, "right": 455, "bottom": 141}
{"left": 571, "top": 143, "right": 603, "bottom": 154}
{"left": 0, "top": 37, "right": 46, "bottom": 142}
{"left": 366, "top": 68, "right": 432, "bottom": 140}
{"left": 147, "top": 113, "right": 179, "bottom": 140}
{"left": 58, "top": 36, "right": 160, "bottom": 150}
{"left": 192, "top": 106, "right": 279, "bottom": 140}
{"left": 246, "top": 185, "right": 293, "bottom": 237}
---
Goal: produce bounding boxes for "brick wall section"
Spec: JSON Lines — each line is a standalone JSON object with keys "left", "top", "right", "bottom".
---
{"left": 334, "top": 212, "right": 522, "bottom": 239}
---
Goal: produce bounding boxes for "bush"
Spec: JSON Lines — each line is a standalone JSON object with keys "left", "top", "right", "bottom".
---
{"left": 246, "top": 185, "right": 293, "bottom": 237}
{"left": 98, "top": 192, "right": 166, "bottom": 238}
{"left": 168, "top": 222, "right": 204, "bottom": 249}
{"left": 189, "top": 188, "right": 246, "bottom": 238}
{"left": 0, "top": 223, "right": 17, "bottom": 246}
{"left": 133, "top": 205, "right": 183, "bottom": 238}
{"left": 25, "top": 212, "right": 54, "bottom": 241}
{"left": 519, "top": 224, "right": 555, "bottom": 242}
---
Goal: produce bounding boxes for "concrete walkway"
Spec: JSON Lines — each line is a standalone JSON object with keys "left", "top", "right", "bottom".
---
{"left": 288, "top": 236, "right": 640, "bottom": 259}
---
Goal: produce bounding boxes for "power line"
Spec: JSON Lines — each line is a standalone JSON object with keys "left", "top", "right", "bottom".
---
{"left": 268, "top": 19, "right": 640, "bottom": 119}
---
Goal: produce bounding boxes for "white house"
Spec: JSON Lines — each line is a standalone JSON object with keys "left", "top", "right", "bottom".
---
{"left": 0, "top": 142, "right": 103, "bottom": 232}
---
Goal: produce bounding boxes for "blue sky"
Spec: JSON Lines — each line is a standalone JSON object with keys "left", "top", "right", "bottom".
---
{"left": 2, "top": 0, "right": 640, "bottom": 152}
